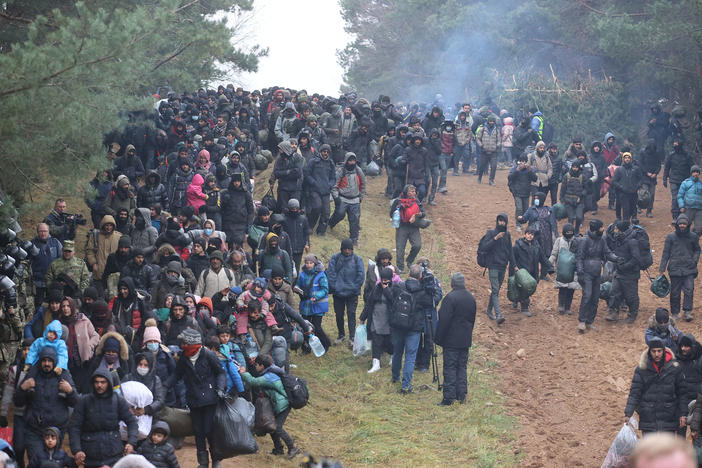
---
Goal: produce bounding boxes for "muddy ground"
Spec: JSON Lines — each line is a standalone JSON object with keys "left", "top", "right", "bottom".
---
{"left": 430, "top": 167, "right": 698, "bottom": 467}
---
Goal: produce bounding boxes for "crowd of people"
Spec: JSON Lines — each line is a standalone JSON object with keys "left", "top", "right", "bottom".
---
{"left": 0, "top": 82, "right": 701, "bottom": 467}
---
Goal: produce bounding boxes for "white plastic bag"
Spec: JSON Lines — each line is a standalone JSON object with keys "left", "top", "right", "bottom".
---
{"left": 119, "top": 380, "right": 154, "bottom": 441}
{"left": 353, "top": 324, "right": 370, "bottom": 356}
{"left": 601, "top": 417, "right": 638, "bottom": 468}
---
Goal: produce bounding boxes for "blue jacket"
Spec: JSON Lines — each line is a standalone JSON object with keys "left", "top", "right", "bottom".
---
{"left": 31, "top": 236, "right": 62, "bottom": 287}
{"left": 219, "top": 354, "right": 244, "bottom": 394}
{"left": 296, "top": 265, "right": 329, "bottom": 316}
{"left": 677, "top": 176, "right": 702, "bottom": 210}
{"left": 26, "top": 320, "right": 69, "bottom": 370}
{"left": 327, "top": 252, "right": 364, "bottom": 297}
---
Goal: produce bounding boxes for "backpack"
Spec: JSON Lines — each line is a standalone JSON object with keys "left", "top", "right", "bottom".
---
{"left": 203, "top": 267, "right": 233, "bottom": 283}
{"left": 390, "top": 288, "right": 415, "bottom": 330}
{"left": 629, "top": 225, "right": 653, "bottom": 270}
{"left": 398, "top": 198, "right": 421, "bottom": 224}
{"left": 280, "top": 372, "right": 309, "bottom": 409}
{"left": 637, "top": 185, "right": 652, "bottom": 209}
{"left": 477, "top": 232, "right": 495, "bottom": 268}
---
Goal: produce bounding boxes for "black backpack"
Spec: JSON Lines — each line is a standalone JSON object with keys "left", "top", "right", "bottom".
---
{"left": 390, "top": 288, "right": 414, "bottom": 330}
{"left": 629, "top": 225, "right": 653, "bottom": 270}
{"left": 280, "top": 372, "right": 309, "bottom": 409}
{"left": 477, "top": 232, "right": 494, "bottom": 268}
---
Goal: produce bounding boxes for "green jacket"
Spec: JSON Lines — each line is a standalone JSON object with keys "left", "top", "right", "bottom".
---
{"left": 241, "top": 369, "right": 289, "bottom": 414}
{"left": 45, "top": 255, "right": 90, "bottom": 290}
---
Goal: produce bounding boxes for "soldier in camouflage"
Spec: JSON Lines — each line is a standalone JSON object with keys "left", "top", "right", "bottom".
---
{"left": 45, "top": 240, "right": 90, "bottom": 292}
{"left": 0, "top": 291, "right": 24, "bottom": 391}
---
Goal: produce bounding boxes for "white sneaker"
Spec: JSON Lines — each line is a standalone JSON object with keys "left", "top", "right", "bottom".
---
{"left": 388, "top": 355, "right": 393, "bottom": 366}
{"left": 368, "top": 358, "right": 381, "bottom": 373}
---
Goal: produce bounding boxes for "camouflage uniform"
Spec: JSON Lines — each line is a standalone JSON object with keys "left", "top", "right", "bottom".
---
{"left": 45, "top": 241, "right": 90, "bottom": 291}
{"left": 0, "top": 297, "right": 24, "bottom": 390}
{"left": 15, "top": 259, "right": 35, "bottom": 325}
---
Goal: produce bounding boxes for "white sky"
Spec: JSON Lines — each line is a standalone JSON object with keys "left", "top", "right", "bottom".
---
{"left": 230, "top": 0, "right": 351, "bottom": 96}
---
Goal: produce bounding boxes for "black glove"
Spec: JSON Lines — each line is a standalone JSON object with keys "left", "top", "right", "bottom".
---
{"left": 0, "top": 416, "right": 7, "bottom": 427}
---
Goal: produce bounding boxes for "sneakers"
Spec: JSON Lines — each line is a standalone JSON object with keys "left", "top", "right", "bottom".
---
{"left": 565, "top": 309, "right": 572, "bottom": 316}
{"left": 684, "top": 310, "right": 694, "bottom": 322}
{"left": 429, "top": 200, "right": 437, "bottom": 206}
{"left": 624, "top": 315, "right": 636, "bottom": 324}
{"left": 334, "top": 336, "right": 346, "bottom": 345}
{"left": 288, "top": 446, "right": 301, "bottom": 459}
{"left": 489, "top": 180, "right": 496, "bottom": 186}
{"left": 558, "top": 305, "right": 565, "bottom": 315}
{"left": 368, "top": 358, "right": 381, "bottom": 373}
{"left": 388, "top": 355, "right": 393, "bottom": 366}
{"left": 485, "top": 310, "right": 496, "bottom": 320}
{"left": 496, "top": 313, "right": 505, "bottom": 325}
{"left": 646, "top": 211, "right": 653, "bottom": 218}
{"left": 586, "top": 323, "right": 596, "bottom": 330}
{"left": 521, "top": 308, "right": 532, "bottom": 317}
{"left": 578, "top": 321, "right": 586, "bottom": 333}
{"left": 605, "top": 310, "right": 619, "bottom": 322}
{"left": 511, "top": 301, "right": 518, "bottom": 309}
{"left": 400, "top": 387, "right": 413, "bottom": 394}
{"left": 438, "top": 187, "right": 448, "bottom": 193}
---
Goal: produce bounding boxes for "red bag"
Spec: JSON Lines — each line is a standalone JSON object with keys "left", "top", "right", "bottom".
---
{"left": 0, "top": 427, "right": 12, "bottom": 445}
{"left": 399, "top": 198, "right": 421, "bottom": 223}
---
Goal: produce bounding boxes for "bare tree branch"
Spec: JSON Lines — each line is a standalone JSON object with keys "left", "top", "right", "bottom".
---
{"left": 151, "top": 41, "right": 194, "bottom": 71}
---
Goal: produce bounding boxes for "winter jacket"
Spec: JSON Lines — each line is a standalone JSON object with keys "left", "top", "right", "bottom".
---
{"left": 480, "top": 214, "right": 516, "bottom": 271}
{"left": 512, "top": 123, "right": 537, "bottom": 158}
{"left": 612, "top": 163, "right": 643, "bottom": 195}
{"left": 163, "top": 309, "right": 200, "bottom": 347}
{"left": 27, "top": 444, "right": 75, "bottom": 468}
{"left": 659, "top": 228, "right": 700, "bottom": 277}
{"left": 174, "top": 348, "right": 225, "bottom": 408}
{"left": 664, "top": 150, "right": 695, "bottom": 185}
{"left": 513, "top": 237, "right": 551, "bottom": 281}
{"left": 69, "top": 368, "right": 138, "bottom": 467}
{"left": 576, "top": 231, "right": 615, "bottom": 277}
{"left": 560, "top": 170, "right": 586, "bottom": 204}
{"left": 602, "top": 133, "right": 620, "bottom": 165}
{"left": 401, "top": 278, "right": 433, "bottom": 333}
{"left": 404, "top": 142, "right": 430, "bottom": 185}
{"left": 195, "top": 266, "right": 235, "bottom": 298}
{"left": 296, "top": 264, "right": 329, "bottom": 317}
{"left": 113, "top": 146, "right": 145, "bottom": 182}
{"left": 45, "top": 254, "right": 90, "bottom": 292}
{"left": 31, "top": 235, "right": 62, "bottom": 288}
{"left": 332, "top": 155, "right": 366, "bottom": 204}
{"left": 241, "top": 366, "right": 289, "bottom": 414}
{"left": 610, "top": 230, "right": 641, "bottom": 280}
{"left": 272, "top": 153, "right": 304, "bottom": 192}
{"left": 476, "top": 124, "right": 501, "bottom": 154}
{"left": 421, "top": 108, "right": 444, "bottom": 136}
{"left": 85, "top": 215, "right": 121, "bottom": 281}
{"left": 186, "top": 173, "right": 207, "bottom": 214}
{"left": 528, "top": 151, "right": 553, "bottom": 187}
{"left": 282, "top": 211, "right": 310, "bottom": 255}
{"left": 640, "top": 141, "right": 662, "bottom": 177}
{"left": 508, "top": 165, "right": 537, "bottom": 197}
{"left": 304, "top": 154, "right": 336, "bottom": 196}
{"left": 501, "top": 120, "right": 514, "bottom": 149}
{"left": 15, "top": 347, "right": 77, "bottom": 432}
{"left": 120, "top": 259, "right": 157, "bottom": 291}
{"left": 327, "top": 252, "right": 364, "bottom": 297}
{"left": 435, "top": 285, "right": 475, "bottom": 349}
{"left": 123, "top": 352, "right": 166, "bottom": 416}
{"left": 26, "top": 320, "right": 69, "bottom": 370}
{"left": 549, "top": 237, "right": 581, "bottom": 289}
{"left": 645, "top": 315, "right": 682, "bottom": 351}
{"left": 138, "top": 171, "right": 169, "bottom": 210}
{"left": 677, "top": 176, "right": 702, "bottom": 210}
{"left": 137, "top": 422, "right": 179, "bottom": 468}
{"left": 131, "top": 208, "right": 159, "bottom": 256}
{"left": 590, "top": 145, "right": 607, "bottom": 183}
{"left": 624, "top": 348, "right": 686, "bottom": 433}
{"left": 221, "top": 179, "right": 254, "bottom": 236}
{"left": 167, "top": 167, "right": 194, "bottom": 212}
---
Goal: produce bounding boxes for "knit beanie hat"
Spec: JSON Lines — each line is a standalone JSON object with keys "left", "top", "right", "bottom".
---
{"left": 103, "top": 336, "right": 121, "bottom": 353}
{"left": 648, "top": 337, "right": 665, "bottom": 350}
{"left": 142, "top": 318, "right": 161, "bottom": 345}
{"left": 178, "top": 328, "right": 202, "bottom": 345}
{"left": 118, "top": 236, "right": 131, "bottom": 249}
{"left": 655, "top": 307, "right": 670, "bottom": 324}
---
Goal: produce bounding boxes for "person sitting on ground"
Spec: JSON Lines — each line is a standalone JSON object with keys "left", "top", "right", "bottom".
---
{"left": 645, "top": 308, "right": 682, "bottom": 351}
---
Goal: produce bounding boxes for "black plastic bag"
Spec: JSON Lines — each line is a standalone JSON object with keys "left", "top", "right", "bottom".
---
{"left": 650, "top": 274, "right": 670, "bottom": 298}
{"left": 254, "top": 396, "right": 277, "bottom": 436}
{"left": 261, "top": 188, "right": 277, "bottom": 213}
{"left": 210, "top": 397, "right": 258, "bottom": 459}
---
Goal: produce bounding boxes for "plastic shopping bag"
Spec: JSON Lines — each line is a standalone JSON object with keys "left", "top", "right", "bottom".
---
{"left": 601, "top": 417, "right": 638, "bottom": 468}
{"left": 353, "top": 324, "right": 370, "bottom": 356}
{"left": 211, "top": 397, "right": 258, "bottom": 459}
{"left": 119, "top": 381, "right": 153, "bottom": 441}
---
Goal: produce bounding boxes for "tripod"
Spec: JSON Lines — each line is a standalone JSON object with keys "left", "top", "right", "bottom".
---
{"left": 425, "top": 294, "right": 442, "bottom": 391}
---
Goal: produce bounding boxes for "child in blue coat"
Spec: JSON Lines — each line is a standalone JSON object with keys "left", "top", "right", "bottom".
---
{"left": 24, "top": 320, "right": 68, "bottom": 373}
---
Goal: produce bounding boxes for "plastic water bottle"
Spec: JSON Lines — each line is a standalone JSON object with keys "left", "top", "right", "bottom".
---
{"left": 309, "top": 334, "right": 326, "bottom": 357}
{"left": 391, "top": 208, "right": 401, "bottom": 228}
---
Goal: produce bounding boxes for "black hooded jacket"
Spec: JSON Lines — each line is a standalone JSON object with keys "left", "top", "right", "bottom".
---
{"left": 421, "top": 107, "right": 444, "bottom": 136}
{"left": 221, "top": 174, "right": 254, "bottom": 234}
{"left": 659, "top": 224, "right": 701, "bottom": 277}
{"left": 174, "top": 347, "right": 225, "bottom": 409}
{"left": 479, "top": 214, "right": 516, "bottom": 271}
{"left": 675, "top": 335, "right": 702, "bottom": 404}
{"left": 137, "top": 420, "right": 180, "bottom": 468}
{"left": 513, "top": 237, "right": 551, "bottom": 280}
{"left": 123, "top": 351, "right": 166, "bottom": 416}
{"left": 138, "top": 170, "right": 169, "bottom": 209}
{"left": 576, "top": 230, "right": 616, "bottom": 277}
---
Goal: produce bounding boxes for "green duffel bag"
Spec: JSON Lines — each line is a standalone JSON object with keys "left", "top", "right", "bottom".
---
{"left": 258, "top": 129, "right": 269, "bottom": 143}
{"left": 599, "top": 281, "right": 612, "bottom": 301}
{"left": 650, "top": 274, "right": 671, "bottom": 298}
{"left": 161, "top": 406, "right": 194, "bottom": 438}
{"left": 552, "top": 202, "right": 567, "bottom": 220}
{"left": 261, "top": 149, "right": 273, "bottom": 162}
{"left": 253, "top": 153, "right": 269, "bottom": 171}
{"left": 555, "top": 248, "right": 576, "bottom": 283}
{"left": 507, "top": 276, "right": 519, "bottom": 303}
{"left": 515, "top": 268, "right": 537, "bottom": 295}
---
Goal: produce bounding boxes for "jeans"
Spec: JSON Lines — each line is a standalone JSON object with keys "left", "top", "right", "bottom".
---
{"left": 616, "top": 191, "right": 637, "bottom": 221}
{"left": 609, "top": 276, "right": 639, "bottom": 318}
{"left": 685, "top": 207, "right": 702, "bottom": 236}
{"left": 670, "top": 182, "right": 681, "bottom": 219}
{"left": 329, "top": 200, "right": 361, "bottom": 242}
{"left": 501, "top": 148, "right": 512, "bottom": 163}
{"left": 371, "top": 331, "right": 393, "bottom": 360}
{"left": 513, "top": 196, "right": 530, "bottom": 228}
{"left": 191, "top": 403, "right": 217, "bottom": 455}
{"left": 566, "top": 201, "right": 584, "bottom": 232}
{"left": 428, "top": 165, "right": 440, "bottom": 201}
{"left": 578, "top": 274, "right": 600, "bottom": 324}
{"left": 333, "top": 295, "right": 358, "bottom": 340}
{"left": 271, "top": 407, "right": 295, "bottom": 451}
{"left": 487, "top": 269, "right": 505, "bottom": 317}
{"left": 670, "top": 275, "right": 694, "bottom": 315}
{"left": 547, "top": 182, "right": 559, "bottom": 206}
{"left": 395, "top": 225, "right": 421, "bottom": 270}
{"left": 454, "top": 144, "right": 472, "bottom": 174}
{"left": 391, "top": 329, "right": 421, "bottom": 390}
{"left": 414, "top": 183, "right": 428, "bottom": 203}
{"left": 439, "top": 154, "right": 451, "bottom": 190}
{"left": 442, "top": 347, "right": 469, "bottom": 402}
{"left": 306, "top": 314, "right": 331, "bottom": 350}
{"left": 478, "top": 152, "right": 497, "bottom": 182}
{"left": 385, "top": 162, "right": 393, "bottom": 196}
{"left": 306, "top": 191, "right": 331, "bottom": 234}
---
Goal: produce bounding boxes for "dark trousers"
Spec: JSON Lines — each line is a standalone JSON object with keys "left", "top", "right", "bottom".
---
{"left": 609, "top": 276, "right": 639, "bottom": 318}
{"left": 558, "top": 288, "right": 575, "bottom": 310}
{"left": 616, "top": 191, "right": 637, "bottom": 221}
{"left": 371, "top": 331, "right": 393, "bottom": 359}
{"left": 277, "top": 188, "right": 300, "bottom": 214}
{"left": 442, "top": 347, "right": 469, "bottom": 402}
{"left": 609, "top": 185, "right": 617, "bottom": 208}
{"left": 548, "top": 182, "right": 559, "bottom": 205}
{"left": 306, "top": 315, "right": 331, "bottom": 350}
{"left": 566, "top": 202, "right": 584, "bottom": 232}
{"left": 333, "top": 295, "right": 358, "bottom": 340}
{"left": 395, "top": 225, "right": 421, "bottom": 270}
{"left": 453, "top": 144, "right": 472, "bottom": 174}
{"left": 270, "top": 407, "right": 294, "bottom": 451}
{"left": 306, "top": 191, "right": 331, "bottom": 234}
{"left": 478, "top": 152, "right": 497, "bottom": 182}
{"left": 191, "top": 403, "right": 217, "bottom": 455}
{"left": 329, "top": 200, "right": 361, "bottom": 242}
{"left": 487, "top": 268, "right": 505, "bottom": 317}
{"left": 292, "top": 252, "right": 303, "bottom": 278}
{"left": 13, "top": 415, "right": 26, "bottom": 468}
{"left": 670, "top": 275, "right": 695, "bottom": 315}
{"left": 578, "top": 274, "right": 600, "bottom": 324}
{"left": 513, "top": 196, "right": 530, "bottom": 228}
{"left": 643, "top": 180, "right": 656, "bottom": 212}
{"left": 416, "top": 309, "right": 437, "bottom": 370}
{"left": 670, "top": 182, "right": 681, "bottom": 219}
{"left": 384, "top": 163, "right": 393, "bottom": 196}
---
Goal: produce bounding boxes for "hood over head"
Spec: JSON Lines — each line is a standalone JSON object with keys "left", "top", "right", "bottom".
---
{"left": 44, "top": 319, "right": 64, "bottom": 340}
{"left": 91, "top": 366, "right": 114, "bottom": 397}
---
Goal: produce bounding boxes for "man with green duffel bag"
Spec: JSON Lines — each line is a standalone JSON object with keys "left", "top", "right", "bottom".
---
{"left": 511, "top": 225, "right": 553, "bottom": 317}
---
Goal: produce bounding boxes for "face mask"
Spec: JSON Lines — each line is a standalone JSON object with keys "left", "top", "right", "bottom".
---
{"left": 104, "top": 354, "right": 119, "bottom": 365}
{"left": 204, "top": 228, "right": 214, "bottom": 236}
{"left": 534, "top": 199, "right": 540, "bottom": 207}
{"left": 136, "top": 367, "right": 149, "bottom": 376}
{"left": 496, "top": 224, "right": 507, "bottom": 232}
{"left": 564, "top": 232, "right": 574, "bottom": 240}
{"left": 147, "top": 342, "right": 160, "bottom": 353}
{"left": 135, "top": 218, "right": 146, "bottom": 229}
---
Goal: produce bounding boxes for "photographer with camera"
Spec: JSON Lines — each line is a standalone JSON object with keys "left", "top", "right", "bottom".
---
{"left": 414, "top": 258, "right": 443, "bottom": 374}
{"left": 43, "top": 199, "right": 86, "bottom": 244}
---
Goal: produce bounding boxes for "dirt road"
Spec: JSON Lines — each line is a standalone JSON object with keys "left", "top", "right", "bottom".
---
{"left": 430, "top": 168, "right": 697, "bottom": 467}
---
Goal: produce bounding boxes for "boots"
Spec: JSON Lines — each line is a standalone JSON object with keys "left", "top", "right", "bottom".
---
{"left": 495, "top": 312, "right": 505, "bottom": 325}
{"left": 212, "top": 460, "right": 222, "bottom": 468}
{"left": 605, "top": 309, "right": 619, "bottom": 322}
{"left": 558, "top": 304, "right": 565, "bottom": 315}
{"left": 368, "top": 358, "right": 381, "bottom": 373}
{"left": 197, "top": 450, "right": 209, "bottom": 468}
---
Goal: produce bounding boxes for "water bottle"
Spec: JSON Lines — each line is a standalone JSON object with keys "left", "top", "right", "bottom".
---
{"left": 391, "top": 208, "right": 401, "bottom": 228}
{"left": 308, "top": 334, "right": 326, "bottom": 357}
{"left": 245, "top": 335, "right": 259, "bottom": 358}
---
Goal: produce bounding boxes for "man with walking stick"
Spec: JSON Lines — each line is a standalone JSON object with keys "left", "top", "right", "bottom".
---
{"left": 434, "top": 272, "right": 476, "bottom": 406}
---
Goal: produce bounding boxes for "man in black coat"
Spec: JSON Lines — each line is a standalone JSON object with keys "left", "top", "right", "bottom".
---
{"left": 69, "top": 368, "right": 138, "bottom": 467}
{"left": 512, "top": 225, "right": 552, "bottom": 317}
{"left": 479, "top": 213, "right": 516, "bottom": 324}
{"left": 303, "top": 144, "right": 336, "bottom": 235}
{"left": 435, "top": 273, "right": 476, "bottom": 406}
{"left": 606, "top": 220, "right": 641, "bottom": 323}
{"left": 14, "top": 347, "right": 77, "bottom": 461}
{"left": 612, "top": 152, "right": 643, "bottom": 222}
{"left": 663, "top": 139, "right": 695, "bottom": 220}
{"left": 624, "top": 337, "right": 686, "bottom": 435}
{"left": 675, "top": 334, "right": 702, "bottom": 441}
{"left": 576, "top": 219, "right": 616, "bottom": 332}
{"left": 660, "top": 214, "right": 701, "bottom": 322}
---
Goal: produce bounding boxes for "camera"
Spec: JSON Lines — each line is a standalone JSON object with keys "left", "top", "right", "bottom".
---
{"left": 66, "top": 213, "right": 88, "bottom": 226}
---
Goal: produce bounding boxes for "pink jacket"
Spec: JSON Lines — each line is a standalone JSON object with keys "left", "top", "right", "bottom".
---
{"left": 187, "top": 173, "right": 207, "bottom": 213}
{"left": 70, "top": 314, "right": 100, "bottom": 363}
{"left": 234, "top": 289, "right": 277, "bottom": 335}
